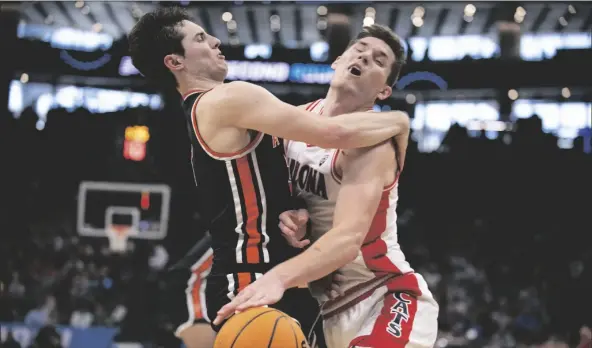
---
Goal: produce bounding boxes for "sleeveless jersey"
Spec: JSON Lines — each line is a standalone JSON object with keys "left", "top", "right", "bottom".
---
{"left": 285, "top": 99, "right": 424, "bottom": 302}
{"left": 181, "top": 89, "right": 298, "bottom": 279}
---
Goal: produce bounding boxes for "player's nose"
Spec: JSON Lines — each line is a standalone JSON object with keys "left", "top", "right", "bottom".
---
{"left": 211, "top": 35, "right": 221, "bottom": 49}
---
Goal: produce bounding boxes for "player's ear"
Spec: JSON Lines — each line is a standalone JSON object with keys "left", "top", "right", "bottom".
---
{"left": 164, "top": 54, "right": 184, "bottom": 71}
{"left": 376, "top": 85, "right": 392, "bottom": 101}
{"left": 331, "top": 56, "right": 341, "bottom": 70}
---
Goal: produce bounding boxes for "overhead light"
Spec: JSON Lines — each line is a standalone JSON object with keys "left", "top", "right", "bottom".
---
{"left": 222, "top": 12, "right": 232, "bottom": 22}
{"left": 81, "top": 5, "right": 90, "bottom": 15}
{"left": 365, "top": 7, "right": 376, "bottom": 17}
{"left": 317, "top": 18, "right": 328, "bottom": 30}
{"left": 514, "top": 6, "right": 526, "bottom": 24}
{"left": 270, "top": 14, "right": 281, "bottom": 32}
{"left": 463, "top": 15, "right": 474, "bottom": 23}
{"left": 464, "top": 4, "right": 476, "bottom": 17}
{"left": 558, "top": 16, "right": 568, "bottom": 26}
{"left": 20, "top": 73, "right": 29, "bottom": 83}
{"left": 413, "top": 6, "right": 425, "bottom": 17}
{"left": 568, "top": 5, "right": 576, "bottom": 14}
{"left": 227, "top": 20, "right": 237, "bottom": 32}
{"left": 561, "top": 87, "right": 571, "bottom": 98}
{"left": 75, "top": 1, "right": 84, "bottom": 9}
{"left": 92, "top": 23, "right": 102, "bottom": 32}
{"left": 363, "top": 16, "right": 375, "bottom": 26}
{"left": 508, "top": 89, "right": 518, "bottom": 100}
{"left": 405, "top": 94, "right": 416, "bottom": 104}
{"left": 316, "top": 6, "right": 327, "bottom": 16}
{"left": 412, "top": 16, "right": 424, "bottom": 28}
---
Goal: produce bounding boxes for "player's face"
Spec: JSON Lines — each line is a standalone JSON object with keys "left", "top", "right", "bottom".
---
{"left": 175, "top": 20, "right": 227, "bottom": 81}
{"left": 331, "top": 36, "right": 394, "bottom": 101}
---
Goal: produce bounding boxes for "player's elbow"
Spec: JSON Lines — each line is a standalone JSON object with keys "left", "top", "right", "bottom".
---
{"left": 339, "top": 231, "right": 366, "bottom": 263}
{"left": 396, "top": 111, "right": 411, "bottom": 132}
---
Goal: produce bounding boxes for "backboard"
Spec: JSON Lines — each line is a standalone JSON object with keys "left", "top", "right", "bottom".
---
{"left": 76, "top": 181, "right": 171, "bottom": 243}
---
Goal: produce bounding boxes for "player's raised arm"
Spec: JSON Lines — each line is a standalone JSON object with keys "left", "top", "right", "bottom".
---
{"left": 203, "top": 81, "right": 409, "bottom": 149}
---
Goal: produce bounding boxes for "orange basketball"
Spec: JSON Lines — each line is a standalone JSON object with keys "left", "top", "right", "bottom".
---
{"left": 213, "top": 307, "right": 309, "bottom": 348}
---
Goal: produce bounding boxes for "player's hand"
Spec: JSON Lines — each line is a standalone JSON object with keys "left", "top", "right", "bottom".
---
{"left": 279, "top": 209, "right": 310, "bottom": 248}
{"left": 324, "top": 271, "right": 347, "bottom": 300}
{"left": 213, "top": 271, "right": 286, "bottom": 326}
{"left": 310, "top": 271, "right": 346, "bottom": 300}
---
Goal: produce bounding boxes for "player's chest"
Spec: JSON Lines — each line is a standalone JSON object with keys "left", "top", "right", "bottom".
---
{"left": 285, "top": 142, "right": 339, "bottom": 199}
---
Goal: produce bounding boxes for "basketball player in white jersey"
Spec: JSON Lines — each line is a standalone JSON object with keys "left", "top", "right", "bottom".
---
{"left": 129, "top": 8, "right": 411, "bottom": 348}
{"left": 215, "top": 24, "right": 438, "bottom": 348}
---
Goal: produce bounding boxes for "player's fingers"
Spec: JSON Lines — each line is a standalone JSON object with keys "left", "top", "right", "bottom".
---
{"left": 236, "top": 294, "right": 267, "bottom": 311}
{"left": 278, "top": 217, "right": 298, "bottom": 233}
{"left": 295, "top": 239, "right": 310, "bottom": 248}
{"left": 279, "top": 221, "right": 297, "bottom": 236}
{"left": 333, "top": 273, "right": 347, "bottom": 283}
{"left": 331, "top": 282, "right": 345, "bottom": 297}
{"left": 325, "top": 289, "right": 340, "bottom": 300}
{"left": 296, "top": 209, "right": 309, "bottom": 225}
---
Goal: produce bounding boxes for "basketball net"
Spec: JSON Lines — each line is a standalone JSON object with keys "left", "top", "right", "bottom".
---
{"left": 106, "top": 224, "right": 137, "bottom": 253}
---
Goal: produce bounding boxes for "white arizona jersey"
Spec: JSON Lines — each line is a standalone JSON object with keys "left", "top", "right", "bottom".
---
{"left": 286, "top": 99, "right": 426, "bottom": 305}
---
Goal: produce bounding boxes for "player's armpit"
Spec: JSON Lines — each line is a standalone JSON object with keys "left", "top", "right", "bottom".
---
{"left": 204, "top": 81, "right": 409, "bottom": 149}
{"left": 330, "top": 143, "right": 393, "bottom": 248}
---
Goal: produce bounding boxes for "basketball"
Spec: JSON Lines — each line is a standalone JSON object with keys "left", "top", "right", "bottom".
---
{"left": 213, "top": 307, "right": 309, "bottom": 348}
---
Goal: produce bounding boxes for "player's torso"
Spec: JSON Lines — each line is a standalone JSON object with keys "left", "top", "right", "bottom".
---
{"left": 287, "top": 100, "right": 415, "bottom": 297}
{"left": 182, "top": 90, "right": 297, "bottom": 276}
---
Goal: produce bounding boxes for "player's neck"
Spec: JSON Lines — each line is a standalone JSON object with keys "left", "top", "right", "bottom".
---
{"left": 323, "top": 87, "right": 373, "bottom": 117}
{"left": 177, "top": 75, "right": 223, "bottom": 97}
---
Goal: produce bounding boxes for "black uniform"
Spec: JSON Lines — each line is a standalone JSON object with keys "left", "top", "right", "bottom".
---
{"left": 165, "top": 89, "right": 321, "bottom": 340}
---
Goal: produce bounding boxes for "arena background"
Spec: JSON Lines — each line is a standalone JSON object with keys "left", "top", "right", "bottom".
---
{"left": 0, "top": 1, "right": 591, "bottom": 347}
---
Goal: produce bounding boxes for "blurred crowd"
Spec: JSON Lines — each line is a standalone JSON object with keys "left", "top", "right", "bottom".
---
{"left": 0, "top": 105, "right": 590, "bottom": 348}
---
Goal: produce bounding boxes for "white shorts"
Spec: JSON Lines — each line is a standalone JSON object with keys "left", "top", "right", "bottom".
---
{"left": 321, "top": 274, "right": 438, "bottom": 348}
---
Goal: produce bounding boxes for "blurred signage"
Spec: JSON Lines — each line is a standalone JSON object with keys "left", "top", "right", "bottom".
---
{"left": 407, "top": 32, "right": 590, "bottom": 61}
{"left": 0, "top": 323, "right": 117, "bottom": 348}
{"left": 119, "top": 56, "right": 335, "bottom": 84}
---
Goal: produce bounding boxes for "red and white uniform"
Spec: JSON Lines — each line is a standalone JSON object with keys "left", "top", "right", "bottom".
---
{"left": 286, "top": 100, "right": 438, "bottom": 348}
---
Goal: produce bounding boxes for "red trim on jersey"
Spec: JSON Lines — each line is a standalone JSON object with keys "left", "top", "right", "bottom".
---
{"left": 330, "top": 150, "right": 402, "bottom": 191}
{"left": 235, "top": 156, "right": 263, "bottom": 264}
{"left": 190, "top": 91, "right": 264, "bottom": 160}
{"left": 236, "top": 272, "right": 252, "bottom": 292}
{"left": 191, "top": 254, "right": 213, "bottom": 320}
{"left": 306, "top": 99, "right": 323, "bottom": 111}
{"left": 330, "top": 149, "right": 342, "bottom": 183}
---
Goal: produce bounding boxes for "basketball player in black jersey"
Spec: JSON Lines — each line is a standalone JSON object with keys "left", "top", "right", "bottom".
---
{"left": 128, "top": 7, "right": 410, "bottom": 348}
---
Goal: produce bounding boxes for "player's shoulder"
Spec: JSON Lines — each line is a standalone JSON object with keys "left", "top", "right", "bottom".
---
{"left": 342, "top": 140, "right": 394, "bottom": 160}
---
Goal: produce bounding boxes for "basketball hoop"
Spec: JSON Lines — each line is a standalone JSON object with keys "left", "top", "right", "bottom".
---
{"left": 106, "top": 224, "right": 138, "bottom": 253}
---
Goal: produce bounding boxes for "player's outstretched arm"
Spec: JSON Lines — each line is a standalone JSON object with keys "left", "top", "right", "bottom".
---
{"left": 204, "top": 81, "right": 409, "bottom": 149}
{"left": 269, "top": 143, "right": 392, "bottom": 289}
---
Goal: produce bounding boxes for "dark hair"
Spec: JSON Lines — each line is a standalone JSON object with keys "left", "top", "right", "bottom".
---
{"left": 348, "top": 24, "right": 406, "bottom": 86}
{"left": 128, "top": 7, "right": 191, "bottom": 89}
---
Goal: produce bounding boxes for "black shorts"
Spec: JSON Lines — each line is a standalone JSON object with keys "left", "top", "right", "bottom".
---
{"left": 163, "top": 268, "right": 324, "bottom": 343}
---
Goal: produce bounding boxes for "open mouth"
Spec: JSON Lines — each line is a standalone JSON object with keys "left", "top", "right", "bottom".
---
{"left": 348, "top": 65, "right": 362, "bottom": 77}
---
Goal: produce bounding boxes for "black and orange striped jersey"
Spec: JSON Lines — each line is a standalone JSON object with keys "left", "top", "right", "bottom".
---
{"left": 181, "top": 89, "right": 298, "bottom": 278}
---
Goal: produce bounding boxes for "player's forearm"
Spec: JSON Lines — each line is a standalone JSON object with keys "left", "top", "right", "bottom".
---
{"left": 270, "top": 228, "right": 361, "bottom": 289}
{"left": 327, "top": 110, "right": 410, "bottom": 149}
